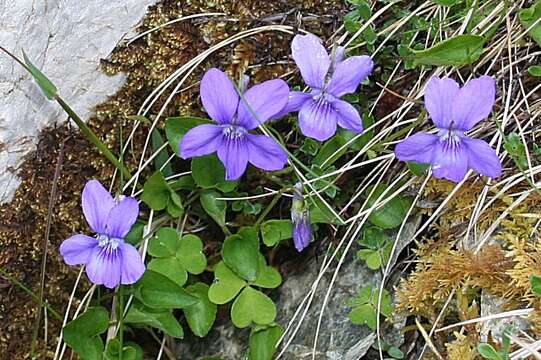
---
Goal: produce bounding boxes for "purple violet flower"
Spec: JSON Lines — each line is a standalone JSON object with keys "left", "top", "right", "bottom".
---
{"left": 283, "top": 33, "right": 374, "bottom": 141}
{"left": 60, "top": 180, "right": 145, "bottom": 289}
{"left": 395, "top": 75, "right": 502, "bottom": 182}
{"left": 291, "top": 183, "right": 312, "bottom": 252}
{"left": 180, "top": 68, "right": 289, "bottom": 180}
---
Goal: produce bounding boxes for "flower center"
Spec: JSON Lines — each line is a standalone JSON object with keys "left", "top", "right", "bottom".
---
{"left": 438, "top": 129, "right": 463, "bottom": 148}
{"left": 221, "top": 125, "right": 247, "bottom": 140}
{"left": 97, "top": 234, "right": 120, "bottom": 251}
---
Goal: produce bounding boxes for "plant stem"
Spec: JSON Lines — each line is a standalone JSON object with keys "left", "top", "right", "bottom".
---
{"left": 56, "top": 96, "right": 132, "bottom": 180}
{"left": 118, "top": 286, "right": 124, "bottom": 360}
{"left": 254, "top": 191, "right": 284, "bottom": 230}
{"left": 0, "top": 268, "right": 62, "bottom": 320}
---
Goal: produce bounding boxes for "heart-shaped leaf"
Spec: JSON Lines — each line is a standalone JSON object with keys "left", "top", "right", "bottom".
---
{"left": 135, "top": 271, "right": 198, "bottom": 309}
{"left": 222, "top": 227, "right": 260, "bottom": 281}
{"left": 148, "top": 257, "right": 188, "bottom": 286}
{"left": 177, "top": 234, "right": 207, "bottom": 274}
{"left": 183, "top": 283, "right": 217, "bottom": 338}
{"left": 208, "top": 261, "right": 246, "bottom": 304}
{"left": 248, "top": 324, "right": 284, "bottom": 360}
{"left": 200, "top": 191, "right": 227, "bottom": 227}
{"left": 63, "top": 307, "right": 109, "bottom": 360}
{"left": 191, "top": 154, "right": 238, "bottom": 192}
{"left": 251, "top": 255, "right": 281, "bottom": 289}
{"left": 148, "top": 227, "right": 179, "bottom": 258}
{"left": 125, "top": 302, "right": 184, "bottom": 338}
{"left": 230, "top": 286, "right": 276, "bottom": 328}
{"left": 261, "top": 220, "right": 292, "bottom": 246}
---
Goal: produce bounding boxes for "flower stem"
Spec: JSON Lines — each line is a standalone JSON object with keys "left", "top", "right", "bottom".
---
{"left": 0, "top": 267, "right": 62, "bottom": 320}
{"left": 56, "top": 96, "right": 132, "bottom": 180}
{"left": 118, "top": 285, "right": 124, "bottom": 360}
{"left": 254, "top": 190, "right": 286, "bottom": 230}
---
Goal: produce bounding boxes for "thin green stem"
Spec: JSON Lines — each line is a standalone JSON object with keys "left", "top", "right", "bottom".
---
{"left": 118, "top": 286, "right": 124, "bottom": 360}
{"left": 0, "top": 268, "right": 62, "bottom": 320}
{"left": 56, "top": 97, "right": 132, "bottom": 180}
{"left": 253, "top": 190, "right": 287, "bottom": 230}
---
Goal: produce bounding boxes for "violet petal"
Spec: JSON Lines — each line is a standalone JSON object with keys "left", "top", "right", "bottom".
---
{"left": 86, "top": 246, "right": 122, "bottom": 289}
{"left": 120, "top": 242, "right": 145, "bottom": 285}
{"left": 332, "top": 98, "right": 364, "bottom": 134}
{"left": 327, "top": 55, "right": 373, "bottom": 98}
{"left": 106, "top": 197, "right": 139, "bottom": 239}
{"left": 180, "top": 124, "right": 223, "bottom": 159}
{"left": 394, "top": 132, "right": 439, "bottom": 164}
{"left": 431, "top": 140, "right": 469, "bottom": 182}
{"left": 237, "top": 79, "right": 289, "bottom": 129}
{"left": 82, "top": 180, "right": 115, "bottom": 234}
{"left": 217, "top": 134, "right": 249, "bottom": 181}
{"left": 452, "top": 75, "right": 496, "bottom": 131}
{"left": 273, "top": 91, "right": 312, "bottom": 119}
{"left": 291, "top": 33, "right": 330, "bottom": 89}
{"left": 60, "top": 234, "right": 98, "bottom": 265}
{"left": 201, "top": 68, "right": 239, "bottom": 124}
{"left": 246, "top": 134, "right": 288, "bottom": 171}
{"left": 424, "top": 76, "right": 459, "bottom": 129}
{"left": 463, "top": 137, "right": 502, "bottom": 179}
{"left": 298, "top": 99, "right": 337, "bottom": 141}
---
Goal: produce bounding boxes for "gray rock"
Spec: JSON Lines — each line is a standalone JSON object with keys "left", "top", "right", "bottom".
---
{"left": 0, "top": 0, "right": 156, "bottom": 203}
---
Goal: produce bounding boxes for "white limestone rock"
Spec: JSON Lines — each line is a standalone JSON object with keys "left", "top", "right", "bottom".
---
{"left": 0, "top": 0, "right": 156, "bottom": 203}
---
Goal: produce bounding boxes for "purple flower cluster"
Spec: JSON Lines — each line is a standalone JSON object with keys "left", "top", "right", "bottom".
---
{"left": 61, "top": 32, "right": 505, "bottom": 283}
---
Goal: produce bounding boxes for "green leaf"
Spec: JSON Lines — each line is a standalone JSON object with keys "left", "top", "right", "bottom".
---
{"left": 208, "top": 261, "right": 246, "bottom": 304}
{"left": 406, "top": 161, "right": 430, "bottom": 176}
{"left": 411, "top": 35, "right": 485, "bottom": 67}
{"left": 519, "top": 1, "right": 541, "bottom": 47}
{"left": 364, "top": 251, "right": 382, "bottom": 270}
{"left": 135, "top": 270, "right": 198, "bottom": 309}
{"left": 63, "top": 307, "right": 109, "bottom": 360}
{"left": 531, "top": 274, "right": 541, "bottom": 296}
{"left": 151, "top": 128, "right": 173, "bottom": 177}
{"left": 124, "top": 221, "right": 146, "bottom": 245}
{"left": 387, "top": 346, "right": 404, "bottom": 359}
{"left": 365, "top": 184, "right": 411, "bottom": 229}
{"left": 348, "top": 303, "right": 377, "bottom": 330}
{"left": 309, "top": 196, "right": 343, "bottom": 225}
{"left": 504, "top": 132, "right": 528, "bottom": 170}
{"left": 192, "top": 155, "right": 238, "bottom": 191}
{"left": 432, "top": 0, "right": 460, "bottom": 6}
{"left": 125, "top": 302, "right": 184, "bottom": 338}
{"left": 183, "top": 283, "right": 217, "bottom": 338}
{"left": 251, "top": 255, "right": 282, "bottom": 289}
{"left": 200, "top": 191, "right": 227, "bottom": 227}
{"left": 359, "top": 226, "right": 390, "bottom": 249}
{"left": 148, "top": 227, "right": 179, "bottom": 257}
{"left": 261, "top": 220, "right": 292, "bottom": 246}
{"left": 299, "top": 138, "right": 320, "bottom": 156}
{"left": 104, "top": 339, "right": 141, "bottom": 360}
{"left": 148, "top": 257, "right": 188, "bottom": 286}
{"left": 478, "top": 343, "right": 503, "bottom": 360}
{"left": 177, "top": 234, "right": 207, "bottom": 274}
{"left": 222, "top": 227, "right": 260, "bottom": 281}
{"left": 248, "top": 324, "right": 284, "bottom": 360}
{"left": 230, "top": 286, "right": 277, "bottom": 328}
{"left": 528, "top": 65, "right": 541, "bottom": 77}
{"left": 140, "top": 171, "right": 170, "bottom": 211}
{"left": 22, "top": 51, "right": 58, "bottom": 100}
{"left": 165, "top": 116, "right": 211, "bottom": 156}
{"left": 167, "top": 190, "right": 184, "bottom": 218}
